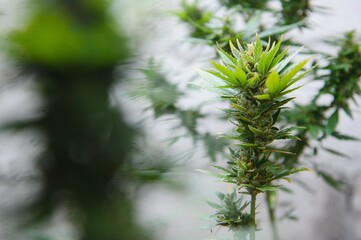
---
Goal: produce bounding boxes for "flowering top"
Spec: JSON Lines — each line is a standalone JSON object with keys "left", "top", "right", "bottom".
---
{"left": 202, "top": 35, "right": 312, "bottom": 100}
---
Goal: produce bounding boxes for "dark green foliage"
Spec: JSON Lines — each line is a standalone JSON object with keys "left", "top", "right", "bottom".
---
{"left": 280, "top": 0, "right": 312, "bottom": 27}
{"left": 138, "top": 60, "right": 182, "bottom": 117}
{"left": 175, "top": 0, "right": 213, "bottom": 39}
{"left": 319, "top": 31, "right": 361, "bottom": 117}
{"left": 174, "top": 1, "right": 302, "bottom": 52}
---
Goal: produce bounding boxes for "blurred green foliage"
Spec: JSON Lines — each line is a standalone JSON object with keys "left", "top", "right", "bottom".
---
{"left": 2, "top": 0, "right": 157, "bottom": 239}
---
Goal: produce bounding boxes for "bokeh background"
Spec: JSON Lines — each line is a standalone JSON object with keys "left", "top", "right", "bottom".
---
{"left": 0, "top": 0, "right": 361, "bottom": 240}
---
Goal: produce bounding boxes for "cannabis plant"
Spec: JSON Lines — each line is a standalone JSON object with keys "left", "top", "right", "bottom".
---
{"left": 199, "top": 36, "right": 312, "bottom": 239}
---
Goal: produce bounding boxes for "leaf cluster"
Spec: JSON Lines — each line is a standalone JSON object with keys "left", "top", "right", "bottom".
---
{"left": 173, "top": 1, "right": 303, "bottom": 52}
{"left": 278, "top": 31, "right": 361, "bottom": 171}
{"left": 280, "top": 0, "right": 313, "bottom": 27}
{"left": 207, "top": 190, "right": 252, "bottom": 229}
{"left": 319, "top": 31, "right": 361, "bottom": 118}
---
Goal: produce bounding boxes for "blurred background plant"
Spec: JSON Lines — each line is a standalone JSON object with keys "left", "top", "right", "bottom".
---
{"left": 0, "top": 0, "right": 183, "bottom": 239}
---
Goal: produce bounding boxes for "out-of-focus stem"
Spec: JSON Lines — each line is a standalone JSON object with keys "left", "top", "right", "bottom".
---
{"left": 250, "top": 193, "right": 257, "bottom": 240}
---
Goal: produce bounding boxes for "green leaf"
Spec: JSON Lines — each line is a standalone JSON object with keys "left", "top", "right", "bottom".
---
{"left": 272, "top": 109, "right": 281, "bottom": 124}
{"left": 249, "top": 125, "right": 263, "bottom": 134}
{"left": 271, "top": 47, "right": 289, "bottom": 68}
{"left": 196, "top": 69, "right": 234, "bottom": 94}
{"left": 279, "top": 85, "right": 302, "bottom": 96}
{"left": 326, "top": 110, "right": 339, "bottom": 135}
{"left": 274, "top": 47, "right": 304, "bottom": 73}
{"left": 216, "top": 192, "right": 225, "bottom": 200}
{"left": 286, "top": 63, "right": 317, "bottom": 87}
{"left": 206, "top": 200, "right": 222, "bottom": 210}
{"left": 235, "top": 65, "right": 246, "bottom": 86}
{"left": 211, "top": 60, "right": 234, "bottom": 77}
{"left": 266, "top": 70, "right": 280, "bottom": 95}
{"left": 242, "top": 54, "right": 255, "bottom": 64}
{"left": 280, "top": 58, "right": 309, "bottom": 88}
{"left": 255, "top": 93, "right": 271, "bottom": 100}
{"left": 237, "top": 114, "right": 253, "bottom": 123}
{"left": 257, "top": 53, "right": 267, "bottom": 75}
{"left": 258, "top": 37, "right": 283, "bottom": 75}
{"left": 217, "top": 47, "right": 237, "bottom": 67}
{"left": 254, "top": 34, "right": 263, "bottom": 61}
{"left": 229, "top": 41, "right": 241, "bottom": 59}
{"left": 266, "top": 37, "right": 283, "bottom": 67}
{"left": 256, "top": 185, "right": 280, "bottom": 192}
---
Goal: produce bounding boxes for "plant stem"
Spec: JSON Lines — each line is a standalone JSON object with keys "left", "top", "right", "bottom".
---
{"left": 250, "top": 192, "right": 257, "bottom": 240}
{"left": 266, "top": 192, "right": 281, "bottom": 240}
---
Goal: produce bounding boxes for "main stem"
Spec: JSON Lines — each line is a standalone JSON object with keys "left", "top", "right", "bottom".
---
{"left": 250, "top": 192, "right": 257, "bottom": 240}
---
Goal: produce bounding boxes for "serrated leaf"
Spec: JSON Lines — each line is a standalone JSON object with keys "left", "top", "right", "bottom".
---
{"left": 265, "top": 37, "right": 283, "bottom": 69}
{"left": 242, "top": 54, "right": 255, "bottom": 64}
{"left": 286, "top": 63, "right": 317, "bottom": 87}
{"left": 217, "top": 47, "right": 237, "bottom": 67}
{"left": 254, "top": 34, "right": 263, "bottom": 61}
{"left": 257, "top": 53, "right": 267, "bottom": 74}
{"left": 255, "top": 94, "right": 271, "bottom": 100}
{"left": 279, "top": 85, "right": 302, "bottom": 96}
{"left": 266, "top": 70, "right": 280, "bottom": 95}
{"left": 235, "top": 65, "right": 246, "bottom": 86}
{"left": 280, "top": 58, "right": 309, "bottom": 88}
{"left": 211, "top": 60, "right": 235, "bottom": 78}
{"left": 229, "top": 41, "right": 241, "bottom": 59}
{"left": 274, "top": 47, "right": 304, "bottom": 73}
{"left": 271, "top": 47, "right": 289, "bottom": 68}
